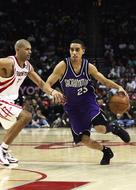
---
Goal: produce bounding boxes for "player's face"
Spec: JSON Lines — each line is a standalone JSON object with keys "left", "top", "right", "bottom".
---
{"left": 18, "top": 43, "right": 32, "bottom": 61}
{"left": 70, "top": 43, "right": 85, "bottom": 62}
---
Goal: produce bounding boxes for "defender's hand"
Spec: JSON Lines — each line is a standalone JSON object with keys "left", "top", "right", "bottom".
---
{"left": 51, "top": 89, "right": 65, "bottom": 104}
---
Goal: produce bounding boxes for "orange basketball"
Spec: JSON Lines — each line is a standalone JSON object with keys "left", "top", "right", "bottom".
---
{"left": 109, "top": 93, "right": 130, "bottom": 114}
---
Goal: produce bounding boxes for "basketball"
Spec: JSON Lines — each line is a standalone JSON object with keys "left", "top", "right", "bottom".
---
{"left": 109, "top": 93, "right": 130, "bottom": 114}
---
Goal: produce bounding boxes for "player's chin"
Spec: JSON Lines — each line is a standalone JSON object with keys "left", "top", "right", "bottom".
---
{"left": 26, "top": 55, "right": 31, "bottom": 60}
{"left": 71, "top": 57, "right": 78, "bottom": 61}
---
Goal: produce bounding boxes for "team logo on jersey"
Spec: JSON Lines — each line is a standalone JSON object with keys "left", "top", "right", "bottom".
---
{"left": 16, "top": 71, "right": 28, "bottom": 76}
{"left": 64, "top": 79, "right": 88, "bottom": 88}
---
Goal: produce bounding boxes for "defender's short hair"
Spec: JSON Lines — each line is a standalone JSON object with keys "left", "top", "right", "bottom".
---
{"left": 14, "top": 39, "right": 30, "bottom": 50}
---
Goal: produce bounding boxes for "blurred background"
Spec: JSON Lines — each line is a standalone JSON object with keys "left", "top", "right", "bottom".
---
{"left": 0, "top": 0, "right": 136, "bottom": 128}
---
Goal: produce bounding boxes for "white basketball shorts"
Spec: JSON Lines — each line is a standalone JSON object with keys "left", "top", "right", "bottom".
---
{"left": 0, "top": 98, "right": 22, "bottom": 129}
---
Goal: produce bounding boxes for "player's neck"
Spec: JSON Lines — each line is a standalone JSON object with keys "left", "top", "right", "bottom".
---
{"left": 15, "top": 55, "right": 26, "bottom": 68}
{"left": 70, "top": 59, "right": 82, "bottom": 66}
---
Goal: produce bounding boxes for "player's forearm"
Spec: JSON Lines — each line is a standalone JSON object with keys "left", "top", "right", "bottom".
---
{"left": 36, "top": 80, "right": 52, "bottom": 95}
{"left": 95, "top": 72, "right": 122, "bottom": 90}
{"left": 42, "top": 82, "right": 54, "bottom": 95}
{"left": 104, "top": 79, "right": 122, "bottom": 90}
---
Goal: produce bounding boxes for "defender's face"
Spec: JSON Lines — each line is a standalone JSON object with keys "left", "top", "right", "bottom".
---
{"left": 17, "top": 43, "right": 32, "bottom": 61}
{"left": 70, "top": 43, "right": 85, "bottom": 61}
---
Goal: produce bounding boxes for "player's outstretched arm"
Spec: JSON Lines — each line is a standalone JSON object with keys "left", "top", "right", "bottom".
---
{"left": 88, "top": 63, "right": 128, "bottom": 96}
{"left": 44, "top": 61, "right": 66, "bottom": 104}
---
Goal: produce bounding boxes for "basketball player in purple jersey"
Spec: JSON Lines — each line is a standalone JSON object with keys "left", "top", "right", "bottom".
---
{"left": 45, "top": 39, "right": 130, "bottom": 165}
{"left": 0, "top": 39, "right": 64, "bottom": 166}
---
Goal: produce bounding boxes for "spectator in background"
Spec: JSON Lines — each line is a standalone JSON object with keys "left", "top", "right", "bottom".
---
{"left": 113, "top": 110, "right": 135, "bottom": 128}
{"left": 33, "top": 108, "right": 50, "bottom": 128}
{"left": 126, "top": 76, "right": 136, "bottom": 92}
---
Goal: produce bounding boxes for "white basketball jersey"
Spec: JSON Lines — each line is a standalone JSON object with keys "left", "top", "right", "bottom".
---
{"left": 0, "top": 56, "right": 32, "bottom": 101}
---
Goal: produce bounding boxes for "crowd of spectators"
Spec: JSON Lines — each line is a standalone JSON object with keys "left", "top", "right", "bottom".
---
{"left": 101, "top": 0, "right": 136, "bottom": 74}
{"left": 0, "top": 0, "right": 87, "bottom": 81}
{"left": 100, "top": 0, "right": 136, "bottom": 127}
{"left": 0, "top": 0, "right": 135, "bottom": 128}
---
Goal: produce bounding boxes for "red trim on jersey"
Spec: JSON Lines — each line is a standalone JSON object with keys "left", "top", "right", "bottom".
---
{"left": 0, "top": 112, "right": 10, "bottom": 121}
{"left": 0, "top": 99, "right": 22, "bottom": 109}
{"left": 1, "top": 107, "right": 13, "bottom": 117}
{"left": 0, "top": 75, "right": 15, "bottom": 85}
{"left": 4, "top": 107, "right": 14, "bottom": 115}
{"left": 0, "top": 77, "right": 16, "bottom": 93}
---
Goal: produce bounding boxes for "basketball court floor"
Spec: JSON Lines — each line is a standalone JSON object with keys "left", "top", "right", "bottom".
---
{"left": 0, "top": 127, "right": 136, "bottom": 190}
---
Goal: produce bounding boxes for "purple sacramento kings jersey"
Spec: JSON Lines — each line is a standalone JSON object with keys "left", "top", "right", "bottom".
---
{"left": 60, "top": 57, "right": 100, "bottom": 136}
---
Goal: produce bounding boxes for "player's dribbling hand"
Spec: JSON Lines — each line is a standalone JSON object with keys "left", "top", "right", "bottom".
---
{"left": 118, "top": 86, "right": 129, "bottom": 98}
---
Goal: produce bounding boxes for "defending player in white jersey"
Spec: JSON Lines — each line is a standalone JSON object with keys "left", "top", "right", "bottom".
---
{"left": 0, "top": 39, "right": 64, "bottom": 166}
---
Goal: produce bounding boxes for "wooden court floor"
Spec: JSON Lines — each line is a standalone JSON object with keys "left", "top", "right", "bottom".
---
{"left": 0, "top": 127, "right": 136, "bottom": 190}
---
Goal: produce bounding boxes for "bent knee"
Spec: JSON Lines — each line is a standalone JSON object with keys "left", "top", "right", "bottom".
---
{"left": 94, "top": 125, "right": 106, "bottom": 133}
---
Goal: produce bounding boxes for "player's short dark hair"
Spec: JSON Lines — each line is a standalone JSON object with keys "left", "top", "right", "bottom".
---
{"left": 70, "top": 39, "right": 85, "bottom": 49}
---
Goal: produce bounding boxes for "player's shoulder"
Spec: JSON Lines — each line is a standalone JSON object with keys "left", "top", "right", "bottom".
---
{"left": 59, "top": 60, "right": 66, "bottom": 65}
{"left": 87, "top": 61, "right": 98, "bottom": 76}
{"left": 56, "top": 60, "right": 66, "bottom": 69}
{"left": 53, "top": 60, "right": 66, "bottom": 76}
{"left": 82, "top": 57, "right": 93, "bottom": 66}
{"left": 88, "top": 62, "right": 96, "bottom": 68}
{"left": 1, "top": 56, "right": 13, "bottom": 62}
{"left": 0, "top": 56, "right": 14, "bottom": 67}
{"left": 7, "top": 56, "right": 17, "bottom": 65}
